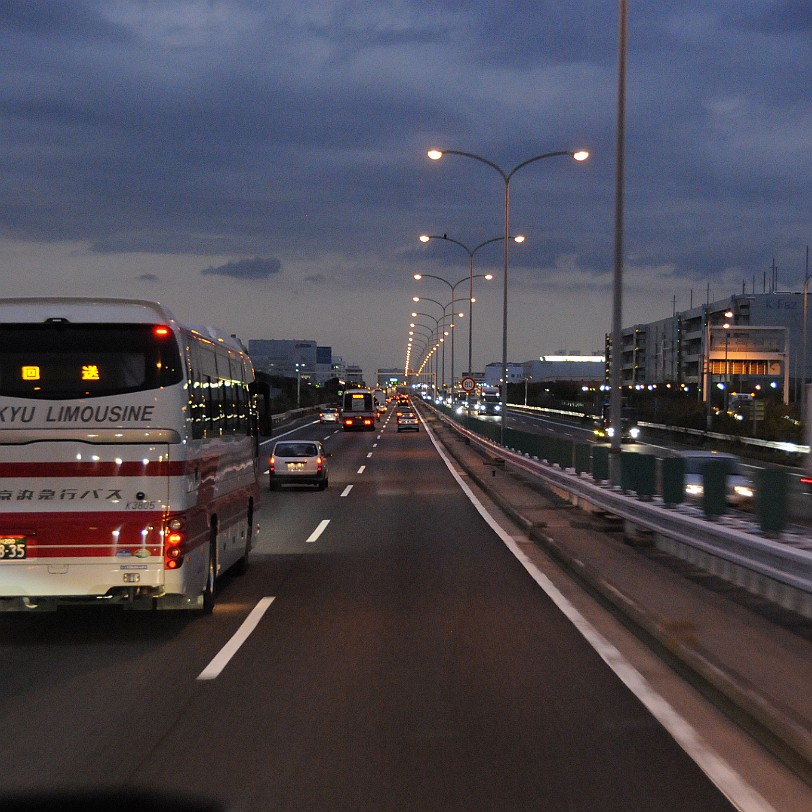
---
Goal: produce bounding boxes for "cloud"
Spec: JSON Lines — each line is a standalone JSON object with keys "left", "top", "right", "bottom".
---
{"left": 201, "top": 257, "right": 282, "bottom": 280}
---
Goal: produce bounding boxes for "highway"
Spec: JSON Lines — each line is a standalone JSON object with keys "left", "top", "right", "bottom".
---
{"left": 0, "top": 407, "right": 805, "bottom": 810}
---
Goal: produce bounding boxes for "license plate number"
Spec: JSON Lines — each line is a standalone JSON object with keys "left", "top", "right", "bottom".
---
{"left": 287, "top": 462, "right": 305, "bottom": 471}
{"left": 0, "top": 537, "right": 27, "bottom": 560}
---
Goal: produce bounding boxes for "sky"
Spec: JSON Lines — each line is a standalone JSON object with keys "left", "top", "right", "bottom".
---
{"left": 1, "top": 1, "right": 810, "bottom": 382}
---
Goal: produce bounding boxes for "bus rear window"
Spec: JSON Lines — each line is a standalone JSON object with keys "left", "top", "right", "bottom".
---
{"left": 0, "top": 323, "right": 184, "bottom": 399}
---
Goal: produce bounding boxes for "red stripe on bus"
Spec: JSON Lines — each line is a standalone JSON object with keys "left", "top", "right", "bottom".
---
{"left": 0, "top": 509, "right": 210, "bottom": 558}
{"left": 0, "top": 461, "right": 187, "bottom": 477}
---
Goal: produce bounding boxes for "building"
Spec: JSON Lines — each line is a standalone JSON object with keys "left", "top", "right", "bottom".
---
{"left": 606, "top": 292, "right": 795, "bottom": 403}
{"left": 248, "top": 339, "right": 354, "bottom": 385}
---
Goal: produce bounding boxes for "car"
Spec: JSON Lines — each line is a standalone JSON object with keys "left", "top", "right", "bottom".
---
{"left": 593, "top": 416, "right": 640, "bottom": 442}
{"left": 397, "top": 410, "right": 419, "bottom": 432}
{"left": 676, "top": 450, "right": 754, "bottom": 505}
{"left": 319, "top": 406, "right": 340, "bottom": 423}
{"left": 269, "top": 440, "right": 330, "bottom": 490}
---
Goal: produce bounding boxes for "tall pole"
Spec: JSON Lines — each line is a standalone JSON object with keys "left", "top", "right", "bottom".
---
{"left": 427, "top": 149, "right": 587, "bottom": 447}
{"left": 802, "top": 245, "right": 811, "bottom": 421}
{"left": 609, "top": 0, "right": 627, "bottom": 453}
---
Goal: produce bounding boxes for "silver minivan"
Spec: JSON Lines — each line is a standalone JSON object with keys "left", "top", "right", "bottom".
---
{"left": 269, "top": 440, "right": 329, "bottom": 490}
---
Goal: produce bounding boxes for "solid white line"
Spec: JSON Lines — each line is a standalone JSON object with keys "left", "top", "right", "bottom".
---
{"left": 341, "top": 485, "right": 353, "bottom": 497}
{"left": 422, "top": 420, "right": 774, "bottom": 812}
{"left": 357, "top": 465, "right": 366, "bottom": 474}
{"left": 306, "top": 519, "right": 330, "bottom": 543}
{"left": 197, "top": 596, "right": 275, "bottom": 681}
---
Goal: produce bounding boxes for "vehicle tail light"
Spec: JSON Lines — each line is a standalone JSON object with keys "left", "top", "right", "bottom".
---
{"left": 164, "top": 516, "right": 186, "bottom": 569}
{"left": 270, "top": 455, "right": 276, "bottom": 473}
{"left": 363, "top": 418, "right": 373, "bottom": 426}
{"left": 316, "top": 456, "right": 323, "bottom": 472}
{"left": 344, "top": 418, "right": 353, "bottom": 426}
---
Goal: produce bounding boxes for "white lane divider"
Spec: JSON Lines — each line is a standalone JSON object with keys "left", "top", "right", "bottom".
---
{"left": 306, "top": 519, "right": 330, "bottom": 543}
{"left": 366, "top": 452, "right": 373, "bottom": 458}
{"left": 197, "top": 596, "right": 275, "bottom": 681}
{"left": 357, "top": 465, "right": 366, "bottom": 474}
{"left": 341, "top": 485, "right": 353, "bottom": 497}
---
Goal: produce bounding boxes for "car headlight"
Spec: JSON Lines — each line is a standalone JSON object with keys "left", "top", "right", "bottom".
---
{"left": 734, "top": 485, "right": 754, "bottom": 499}
{"left": 685, "top": 484, "right": 703, "bottom": 496}
{"left": 606, "top": 427, "right": 615, "bottom": 437}
{"left": 629, "top": 427, "right": 640, "bottom": 439}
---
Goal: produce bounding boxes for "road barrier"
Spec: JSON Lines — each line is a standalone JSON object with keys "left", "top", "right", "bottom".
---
{"left": 431, "top": 403, "right": 812, "bottom": 620}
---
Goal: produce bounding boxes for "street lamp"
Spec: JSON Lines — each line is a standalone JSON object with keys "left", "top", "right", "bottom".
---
{"left": 412, "top": 269, "right": 477, "bottom": 395}
{"left": 418, "top": 233, "right": 522, "bottom": 380}
{"left": 428, "top": 147, "right": 588, "bottom": 443}
{"left": 412, "top": 295, "right": 464, "bottom": 393}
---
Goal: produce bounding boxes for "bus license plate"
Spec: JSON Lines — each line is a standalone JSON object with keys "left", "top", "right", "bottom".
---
{"left": 0, "top": 537, "right": 27, "bottom": 560}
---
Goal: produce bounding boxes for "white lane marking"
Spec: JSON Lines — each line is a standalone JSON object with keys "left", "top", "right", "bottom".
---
{"left": 197, "top": 597, "right": 276, "bottom": 681}
{"left": 366, "top": 452, "right": 373, "bottom": 458}
{"left": 341, "top": 485, "right": 353, "bottom": 497}
{"left": 259, "top": 420, "right": 319, "bottom": 448}
{"left": 357, "top": 465, "right": 366, "bottom": 474}
{"left": 373, "top": 443, "right": 378, "bottom": 448}
{"left": 306, "top": 519, "right": 330, "bottom": 544}
{"left": 422, "top": 420, "right": 775, "bottom": 812}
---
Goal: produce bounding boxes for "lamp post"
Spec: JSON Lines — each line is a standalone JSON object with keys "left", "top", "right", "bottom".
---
{"left": 801, "top": 246, "right": 811, "bottom": 420}
{"left": 418, "top": 234, "right": 522, "bottom": 378}
{"left": 412, "top": 295, "right": 463, "bottom": 395}
{"left": 413, "top": 270, "right": 476, "bottom": 396}
{"left": 428, "top": 147, "right": 588, "bottom": 444}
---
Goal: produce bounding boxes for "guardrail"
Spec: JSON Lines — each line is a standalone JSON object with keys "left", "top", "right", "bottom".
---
{"left": 431, "top": 402, "right": 812, "bottom": 620}
{"left": 508, "top": 403, "right": 810, "bottom": 456}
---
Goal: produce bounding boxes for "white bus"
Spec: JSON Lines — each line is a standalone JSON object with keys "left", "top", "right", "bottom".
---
{"left": 0, "top": 298, "right": 261, "bottom": 612}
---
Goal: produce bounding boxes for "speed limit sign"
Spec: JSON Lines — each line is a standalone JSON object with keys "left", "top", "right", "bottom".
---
{"left": 460, "top": 376, "right": 476, "bottom": 393}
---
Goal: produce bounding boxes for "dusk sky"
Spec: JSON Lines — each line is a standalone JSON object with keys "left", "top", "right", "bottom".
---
{"left": 1, "top": 2, "right": 810, "bottom": 381}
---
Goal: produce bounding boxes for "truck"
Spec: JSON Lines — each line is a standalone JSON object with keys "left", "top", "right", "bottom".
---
{"left": 476, "top": 386, "right": 502, "bottom": 416}
{"left": 372, "top": 387, "right": 386, "bottom": 419}
{"left": 341, "top": 388, "right": 376, "bottom": 431}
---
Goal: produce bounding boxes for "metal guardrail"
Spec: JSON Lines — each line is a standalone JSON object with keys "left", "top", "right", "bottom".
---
{"left": 431, "top": 403, "right": 812, "bottom": 617}
{"left": 508, "top": 403, "right": 810, "bottom": 456}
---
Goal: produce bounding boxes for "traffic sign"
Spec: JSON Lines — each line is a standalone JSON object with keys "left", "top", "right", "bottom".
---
{"left": 461, "top": 376, "right": 476, "bottom": 393}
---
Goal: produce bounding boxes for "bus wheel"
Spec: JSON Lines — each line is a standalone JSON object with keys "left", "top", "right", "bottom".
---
{"left": 201, "top": 531, "right": 217, "bottom": 614}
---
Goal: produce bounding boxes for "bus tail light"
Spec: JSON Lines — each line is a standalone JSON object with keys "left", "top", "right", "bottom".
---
{"left": 164, "top": 516, "right": 186, "bottom": 569}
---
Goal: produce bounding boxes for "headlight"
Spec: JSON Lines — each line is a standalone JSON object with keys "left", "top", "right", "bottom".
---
{"left": 629, "top": 427, "right": 640, "bottom": 439}
{"left": 685, "top": 484, "right": 703, "bottom": 496}
{"left": 734, "top": 485, "right": 754, "bottom": 499}
{"left": 495, "top": 405, "right": 501, "bottom": 412}
{"left": 606, "top": 427, "right": 615, "bottom": 437}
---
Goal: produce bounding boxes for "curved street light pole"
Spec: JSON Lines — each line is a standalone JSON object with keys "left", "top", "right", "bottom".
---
{"left": 412, "top": 295, "right": 464, "bottom": 395}
{"left": 428, "top": 148, "right": 588, "bottom": 444}
{"left": 419, "top": 234, "right": 519, "bottom": 380}
{"left": 413, "top": 271, "right": 473, "bottom": 396}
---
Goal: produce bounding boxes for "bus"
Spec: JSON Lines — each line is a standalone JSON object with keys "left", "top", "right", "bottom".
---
{"left": 341, "top": 388, "right": 376, "bottom": 431}
{"left": 0, "top": 298, "right": 261, "bottom": 612}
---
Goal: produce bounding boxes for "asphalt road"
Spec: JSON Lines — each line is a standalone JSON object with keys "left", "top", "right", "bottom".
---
{"left": 0, "top": 409, "right": 740, "bottom": 811}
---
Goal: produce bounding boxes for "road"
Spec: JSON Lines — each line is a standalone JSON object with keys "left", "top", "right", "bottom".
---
{"left": 0, "top": 408, "right": 782, "bottom": 810}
